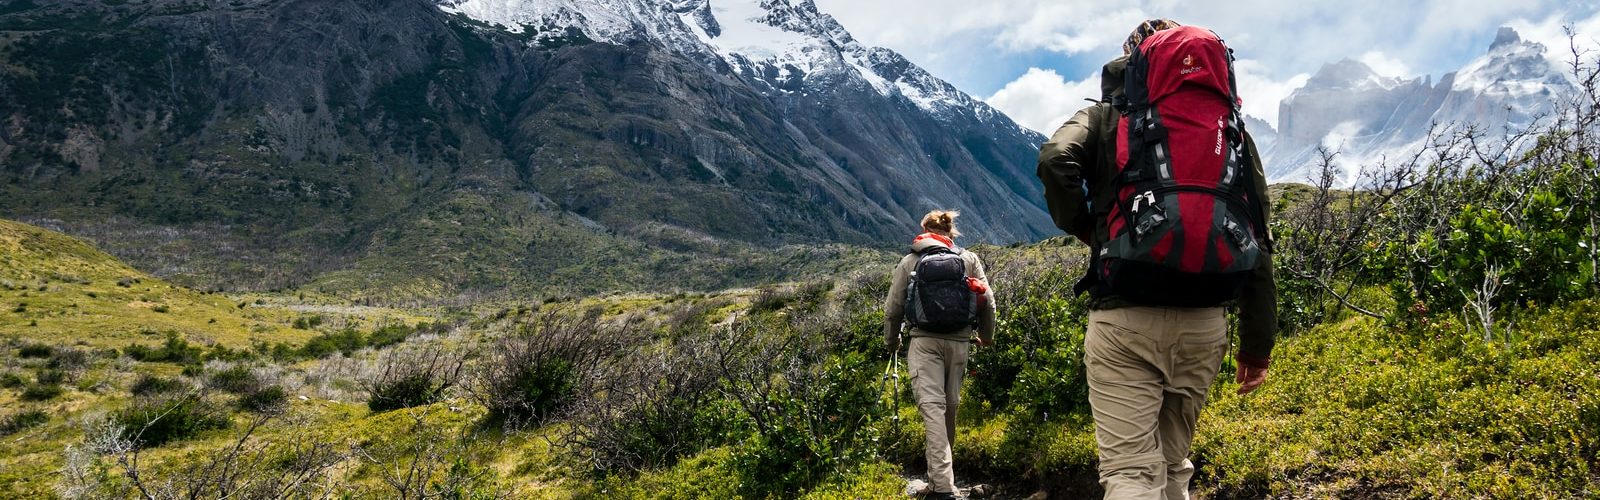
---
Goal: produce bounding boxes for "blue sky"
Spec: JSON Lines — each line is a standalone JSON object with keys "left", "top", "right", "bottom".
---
{"left": 813, "top": 0, "right": 1600, "bottom": 134}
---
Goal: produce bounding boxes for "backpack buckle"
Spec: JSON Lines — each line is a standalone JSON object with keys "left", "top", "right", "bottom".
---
{"left": 1224, "top": 219, "right": 1256, "bottom": 250}
{"left": 1135, "top": 211, "right": 1166, "bottom": 237}
{"left": 1130, "top": 190, "right": 1159, "bottom": 214}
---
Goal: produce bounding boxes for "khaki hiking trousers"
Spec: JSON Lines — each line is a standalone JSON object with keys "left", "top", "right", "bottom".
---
{"left": 1086, "top": 306, "right": 1229, "bottom": 500}
{"left": 908, "top": 336, "right": 970, "bottom": 494}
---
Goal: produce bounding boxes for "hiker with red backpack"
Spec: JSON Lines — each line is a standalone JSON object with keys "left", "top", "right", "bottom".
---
{"left": 884, "top": 210, "right": 997, "bottom": 500}
{"left": 1037, "top": 19, "right": 1278, "bottom": 499}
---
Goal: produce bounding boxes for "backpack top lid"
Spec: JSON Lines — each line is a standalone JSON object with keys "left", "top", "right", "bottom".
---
{"left": 1134, "top": 25, "right": 1235, "bottom": 106}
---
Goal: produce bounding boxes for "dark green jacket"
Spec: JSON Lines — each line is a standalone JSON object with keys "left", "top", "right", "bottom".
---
{"left": 1036, "top": 56, "right": 1278, "bottom": 368}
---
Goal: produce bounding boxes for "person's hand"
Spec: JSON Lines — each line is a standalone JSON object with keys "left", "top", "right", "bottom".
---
{"left": 975, "top": 337, "right": 993, "bottom": 347}
{"left": 1236, "top": 364, "right": 1267, "bottom": 395}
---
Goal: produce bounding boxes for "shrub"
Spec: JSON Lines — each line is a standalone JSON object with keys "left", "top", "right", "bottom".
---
{"left": 21, "top": 383, "right": 63, "bottom": 401}
{"left": 124, "top": 334, "right": 203, "bottom": 364}
{"left": 366, "top": 323, "right": 426, "bottom": 349}
{"left": 0, "top": 409, "right": 48, "bottom": 436}
{"left": 748, "top": 287, "right": 794, "bottom": 313}
{"left": 717, "top": 315, "right": 886, "bottom": 498}
{"left": 967, "top": 250, "right": 1089, "bottom": 414}
{"left": 472, "top": 309, "right": 629, "bottom": 427}
{"left": 129, "top": 374, "right": 185, "bottom": 397}
{"left": 115, "top": 393, "right": 231, "bottom": 447}
{"left": 204, "top": 364, "right": 261, "bottom": 394}
{"left": 35, "top": 368, "right": 67, "bottom": 385}
{"left": 17, "top": 342, "right": 52, "bottom": 358}
{"left": 299, "top": 329, "right": 365, "bottom": 359}
{"left": 364, "top": 346, "right": 462, "bottom": 413}
{"left": 237, "top": 385, "right": 288, "bottom": 414}
{"left": 0, "top": 372, "right": 24, "bottom": 388}
{"left": 47, "top": 347, "right": 91, "bottom": 372}
{"left": 563, "top": 326, "right": 728, "bottom": 474}
{"left": 291, "top": 315, "right": 324, "bottom": 329}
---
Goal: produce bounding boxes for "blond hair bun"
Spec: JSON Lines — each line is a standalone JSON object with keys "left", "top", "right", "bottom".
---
{"left": 920, "top": 210, "right": 962, "bottom": 238}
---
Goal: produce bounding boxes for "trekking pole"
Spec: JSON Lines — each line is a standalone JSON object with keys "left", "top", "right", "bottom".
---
{"left": 881, "top": 339, "right": 902, "bottom": 419}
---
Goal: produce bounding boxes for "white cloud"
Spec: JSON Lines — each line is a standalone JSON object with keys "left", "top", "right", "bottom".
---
{"left": 815, "top": 0, "right": 1600, "bottom": 132}
{"left": 993, "top": 4, "right": 1151, "bottom": 55}
{"left": 1233, "top": 60, "right": 1310, "bottom": 130}
{"left": 816, "top": 0, "right": 1149, "bottom": 57}
{"left": 984, "top": 68, "right": 1101, "bottom": 135}
{"left": 1508, "top": 10, "right": 1600, "bottom": 70}
{"left": 1358, "top": 51, "right": 1412, "bottom": 78}
{"left": 818, "top": 1, "right": 1600, "bottom": 82}
{"left": 985, "top": 61, "right": 1312, "bottom": 134}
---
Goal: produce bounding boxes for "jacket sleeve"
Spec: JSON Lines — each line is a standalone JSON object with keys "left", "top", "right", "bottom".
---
{"left": 1236, "top": 133, "right": 1278, "bottom": 369}
{"left": 1037, "top": 105, "right": 1104, "bottom": 243}
{"left": 969, "top": 253, "right": 997, "bottom": 344}
{"left": 883, "top": 255, "right": 913, "bottom": 351}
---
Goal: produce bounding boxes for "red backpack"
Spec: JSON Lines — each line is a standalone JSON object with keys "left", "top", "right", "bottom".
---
{"left": 1097, "top": 26, "right": 1266, "bottom": 307}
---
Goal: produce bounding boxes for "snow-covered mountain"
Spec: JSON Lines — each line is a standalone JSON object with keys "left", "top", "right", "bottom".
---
{"left": 1263, "top": 27, "right": 1574, "bottom": 184}
{"left": 434, "top": 0, "right": 1054, "bottom": 242}
{"left": 439, "top": 0, "right": 1020, "bottom": 130}
{"left": 0, "top": 0, "right": 1059, "bottom": 296}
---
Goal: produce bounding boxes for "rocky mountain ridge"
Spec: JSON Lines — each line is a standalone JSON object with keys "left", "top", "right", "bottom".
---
{"left": 1262, "top": 27, "right": 1574, "bottom": 184}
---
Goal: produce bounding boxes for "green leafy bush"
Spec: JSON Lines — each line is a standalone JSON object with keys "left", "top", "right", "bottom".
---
{"left": 298, "top": 329, "right": 365, "bottom": 359}
{"left": 204, "top": 364, "right": 261, "bottom": 394}
{"left": 367, "top": 372, "right": 445, "bottom": 412}
{"left": 35, "top": 368, "right": 66, "bottom": 385}
{"left": 129, "top": 374, "right": 185, "bottom": 396}
{"left": 237, "top": 385, "right": 288, "bottom": 414}
{"left": 473, "top": 311, "right": 621, "bottom": 427}
{"left": 364, "top": 345, "right": 463, "bottom": 413}
{"left": 20, "top": 383, "right": 63, "bottom": 401}
{"left": 47, "top": 347, "right": 90, "bottom": 372}
{"left": 124, "top": 334, "right": 203, "bottom": 364}
{"left": 115, "top": 393, "right": 231, "bottom": 447}
{"left": 291, "top": 314, "right": 324, "bottom": 329}
{"left": 0, "top": 409, "right": 48, "bottom": 436}
{"left": 717, "top": 313, "right": 887, "bottom": 497}
{"left": 17, "top": 342, "right": 52, "bottom": 358}
{"left": 0, "top": 372, "right": 24, "bottom": 388}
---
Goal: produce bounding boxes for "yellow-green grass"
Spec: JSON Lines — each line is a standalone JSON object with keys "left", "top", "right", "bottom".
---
{"left": 0, "top": 219, "right": 311, "bottom": 348}
{"left": 0, "top": 390, "right": 586, "bottom": 498}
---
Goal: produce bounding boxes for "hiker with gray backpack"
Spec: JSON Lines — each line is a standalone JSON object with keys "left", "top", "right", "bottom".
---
{"left": 883, "top": 210, "right": 996, "bottom": 500}
{"left": 1037, "top": 19, "right": 1279, "bottom": 499}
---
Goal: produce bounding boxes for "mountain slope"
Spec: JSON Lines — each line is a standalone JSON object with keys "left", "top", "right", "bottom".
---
{"left": 1264, "top": 27, "right": 1573, "bottom": 184}
{"left": 0, "top": 219, "right": 308, "bottom": 346}
{"left": 0, "top": 0, "right": 1049, "bottom": 298}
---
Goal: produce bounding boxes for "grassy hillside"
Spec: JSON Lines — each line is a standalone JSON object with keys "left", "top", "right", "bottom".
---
{"left": 304, "top": 190, "right": 889, "bottom": 302}
{"left": 0, "top": 219, "right": 317, "bottom": 347}
{"left": 1, "top": 233, "right": 1597, "bottom": 497}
